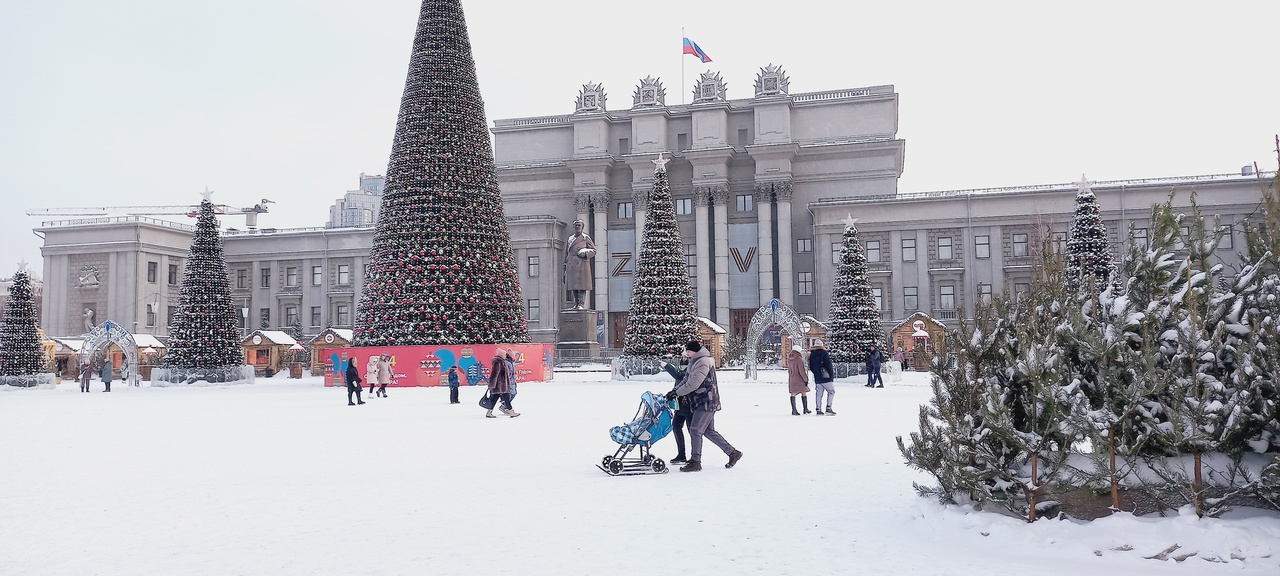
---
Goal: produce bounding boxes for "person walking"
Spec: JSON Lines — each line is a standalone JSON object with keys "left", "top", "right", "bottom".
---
{"left": 485, "top": 348, "right": 518, "bottom": 418}
{"left": 374, "top": 354, "right": 391, "bottom": 398}
{"left": 786, "top": 345, "right": 811, "bottom": 415}
{"left": 865, "top": 344, "right": 885, "bottom": 388}
{"left": 809, "top": 340, "right": 836, "bottom": 415}
{"left": 79, "top": 361, "right": 91, "bottom": 393}
{"left": 100, "top": 361, "right": 113, "bottom": 392}
{"left": 661, "top": 356, "right": 693, "bottom": 464}
{"left": 504, "top": 350, "right": 518, "bottom": 409}
{"left": 344, "top": 360, "right": 365, "bottom": 406}
{"left": 665, "top": 340, "right": 742, "bottom": 472}
{"left": 447, "top": 366, "right": 461, "bottom": 404}
{"left": 365, "top": 355, "right": 379, "bottom": 397}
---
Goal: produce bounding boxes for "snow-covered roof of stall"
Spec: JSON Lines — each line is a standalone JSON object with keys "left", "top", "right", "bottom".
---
{"left": 132, "top": 334, "right": 166, "bottom": 349}
{"left": 307, "top": 328, "right": 354, "bottom": 345}
{"left": 246, "top": 331, "right": 298, "bottom": 346}
{"left": 696, "top": 317, "right": 726, "bottom": 334}
{"left": 891, "top": 311, "right": 947, "bottom": 332}
{"left": 51, "top": 338, "right": 84, "bottom": 352}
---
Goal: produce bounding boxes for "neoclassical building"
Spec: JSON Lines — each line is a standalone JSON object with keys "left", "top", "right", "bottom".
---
{"left": 34, "top": 66, "right": 1273, "bottom": 348}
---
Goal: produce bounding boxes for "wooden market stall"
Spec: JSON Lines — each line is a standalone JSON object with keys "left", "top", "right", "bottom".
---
{"left": 50, "top": 337, "right": 84, "bottom": 380}
{"left": 241, "top": 330, "right": 299, "bottom": 377}
{"left": 781, "top": 315, "right": 829, "bottom": 354}
{"left": 307, "top": 328, "right": 353, "bottom": 377}
{"left": 696, "top": 317, "right": 727, "bottom": 367}
{"left": 132, "top": 334, "right": 166, "bottom": 381}
{"left": 888, "top": 312, "right": 948, "bottom": 371}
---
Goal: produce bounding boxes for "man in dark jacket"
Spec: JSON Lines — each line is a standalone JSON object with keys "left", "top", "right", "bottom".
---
{"left": 865, "top": 344, "right": 884, "bottom": 388}
{"left": 344, "top": 360, "right": 365, "bottom": 406}
{"left": 808, "top": 340, "right": 836, "bottom": 415}
{"left": 666, "top": 340, "right": 743, "bottom": 472}
{"left": 447, "top": 366, "right": 461, "bottom": 404}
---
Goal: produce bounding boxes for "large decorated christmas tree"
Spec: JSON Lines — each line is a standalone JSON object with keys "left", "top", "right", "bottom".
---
{"left": 622, "top": 154, "right": 700, "bottom": 357}
{"left": 1065, "top": 175, "right": 1113, "bottom": 292}
{"left": 0, "top": 266, "right": 49, "bottom": 387}
{"left": 827, "top": 217, "right": 884, "bottom": 363}
{"left": 354, "top": 0, "right": 527, "bottom": 346}
{"left": 162, "top": 194, "right": 244, "bottom": 371}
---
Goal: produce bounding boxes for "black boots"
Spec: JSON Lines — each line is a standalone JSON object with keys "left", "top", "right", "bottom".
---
{"left": 790, "top": 397, "right": 800, "bottom": 416}
{"left": 802, "top": 396, "right": 811, "bottom": 414}
{"left": 680, "top": 460, "right": 702, "bottom": 472}
{"left": 671, "top": 455, "right": 687, "bottom": 464}
{"left": 726, "top": 450, "right": 743, "bottom": 468}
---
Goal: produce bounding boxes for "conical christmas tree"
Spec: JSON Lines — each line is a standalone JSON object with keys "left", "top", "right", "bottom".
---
{"left": 163, "top": 196, "right": 243, "bottom": 370}
{"left": 0, "top": 267, "right": 48, "bottom": 387}
{"left": 827, "top": 217, "right": 884, "bottom": 363}
{"left": 622, "top": 154, "right": 700, "bottom": 357}
{"left": 1065, "top": 175, "right": 1113, "bottom": 292}
{"left": 354, "top": 0, "right": 527, "bottom": 346}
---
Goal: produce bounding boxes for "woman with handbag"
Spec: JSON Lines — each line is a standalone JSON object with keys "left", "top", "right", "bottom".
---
{"left": 808, "top": 340, "right": 836, "bottom": 415}
{"left": 786, "top": 345, "right": 811, "bottom": 415}
{"left": 483, "top": 348, "right": 519, "bottom": 418}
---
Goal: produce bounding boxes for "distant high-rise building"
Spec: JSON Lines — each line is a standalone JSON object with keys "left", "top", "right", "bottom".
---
{"left": 326, "top": 173, "right": 386, "bottom": 228}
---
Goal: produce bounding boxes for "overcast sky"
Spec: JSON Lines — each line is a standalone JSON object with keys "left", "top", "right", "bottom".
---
{"left": 2, "top": 0, "right": 1278, "bottom": 279}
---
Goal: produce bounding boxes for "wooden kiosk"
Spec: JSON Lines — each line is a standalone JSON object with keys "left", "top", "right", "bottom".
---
{"left": 889, "top": 312, "right": 948, "bottom": 371}
{"left": 307, "top": 328, "right": 353, "bottom": 377}
{"left": 696, "top": 317, "right": 727, "bottom": 367}
{"left": 241, "top": 330, "right": 299, "bottom": 377}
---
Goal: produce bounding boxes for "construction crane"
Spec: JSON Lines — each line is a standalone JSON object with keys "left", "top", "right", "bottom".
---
{"left": 27, "top": 198, "right": 275, "bottom": 228}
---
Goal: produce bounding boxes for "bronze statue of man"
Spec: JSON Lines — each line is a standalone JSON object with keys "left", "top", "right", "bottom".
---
{"left": 564, "top": 219, "right": 596, "bottom": 309}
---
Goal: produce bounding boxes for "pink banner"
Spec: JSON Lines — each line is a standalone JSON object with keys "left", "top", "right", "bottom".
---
{"left": 323, "top": 344, "right": 554, "bottom": 387}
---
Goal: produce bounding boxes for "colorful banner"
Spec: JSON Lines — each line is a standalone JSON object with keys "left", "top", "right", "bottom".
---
{"left": 323, "top": 344, "right": 555, "bottom": 387}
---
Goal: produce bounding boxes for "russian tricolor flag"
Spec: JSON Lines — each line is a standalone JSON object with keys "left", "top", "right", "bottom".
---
{"left": 683, "top": 37, "right": 712, "bottom": 63}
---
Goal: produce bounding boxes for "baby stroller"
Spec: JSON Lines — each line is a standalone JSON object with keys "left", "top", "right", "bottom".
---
{"left": 597, "top": 391, "right": 673, "bottom": 476}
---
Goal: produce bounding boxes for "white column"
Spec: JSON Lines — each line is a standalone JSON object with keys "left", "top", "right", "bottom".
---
{"left": 755, "top": 184, "right": 774, "bottom": 305}
{"left": 591, "top": 193, "right": 610, "bottom": 315}
{"left": 775, "top": 182, "right": 795, "bottom": 305}
{"left": 633, "top": 188, "right": 649, "bottom": 251}
{"left": 712, "top": 188, "right": 730, "bottom": 328}
{"left": 694, "top": 188, "right": 711, "bottom": 319}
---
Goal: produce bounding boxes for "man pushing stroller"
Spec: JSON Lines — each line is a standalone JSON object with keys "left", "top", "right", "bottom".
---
{"left": 665, "top": 340, "right": 743, "bottom": 473}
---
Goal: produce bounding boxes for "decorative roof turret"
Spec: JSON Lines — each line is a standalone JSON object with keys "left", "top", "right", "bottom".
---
{"left": 575, "top": 81, "right": 607, "bottom": 113}
{"left": 691, "top": 70, "right": 727, "bottom": 103}
{"left": 631, "top": 76, "right": 667, "bottom": 108}
{"left": 754, "top": 64, "right": 790, "bottom": 97}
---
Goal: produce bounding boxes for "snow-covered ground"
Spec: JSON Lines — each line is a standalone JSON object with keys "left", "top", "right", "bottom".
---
{"left": 2, "top": 369, "right": 1277, "bottom": 575}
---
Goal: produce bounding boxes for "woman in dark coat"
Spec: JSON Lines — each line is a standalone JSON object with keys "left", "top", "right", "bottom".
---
{"left": 485, "top": 349, "right": 518, "bottom": 418}
{"left": 809, "top": 340, "right": 836, "bottom": 415}
{"left": 344, "top": 360, "right": 365, "bottom": 406}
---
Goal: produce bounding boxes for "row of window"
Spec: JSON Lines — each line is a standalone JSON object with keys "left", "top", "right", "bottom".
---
{"left": 792, "top": 282, "right": 1027, "bottom": 310}
{"left": 146, "top": 262, "right": 180, "bottom": 285}
{"left": 252, "top": 304, "right": 352, "bottom": 329}
{"left": 234, "top": 264, "right": 354, "bottom": 289}
{"left": 616, "top": 129, "right": 752, "bottom": 157}
{"left": 613, "top": 194, "right": 759, "bottom": 219}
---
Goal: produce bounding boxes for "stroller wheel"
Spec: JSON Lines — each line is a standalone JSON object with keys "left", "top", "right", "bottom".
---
{"left": 607, "top": 459, "right": 624, "bottom": 476}
{"left": 601, "top": 456, "right": 614, "bottom": 468}
{"left": 651, "top": 458, "right": 667, "bottom": 474}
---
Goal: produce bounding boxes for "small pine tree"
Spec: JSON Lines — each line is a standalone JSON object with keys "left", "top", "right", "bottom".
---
{"left": 163, "top": 198, "right": 243, "bottom": 370}
{"left": 1065, "top": 175, "right": 1113, "bottom": 293}
{"left": 827, "top": 218, "right": 884, "bottom": 363}
{"left": 0, "top": 269, "right": 47, "bottom": 386}
{"left": 622, "top": 155, "right": 699, "bottom": 357}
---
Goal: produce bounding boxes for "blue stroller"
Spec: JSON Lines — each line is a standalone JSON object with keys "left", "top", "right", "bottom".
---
{"left": 598, "top": 391, "right": 674, "bottom": 476}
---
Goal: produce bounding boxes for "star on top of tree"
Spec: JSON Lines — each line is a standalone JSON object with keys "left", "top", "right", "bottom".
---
{"left": 652, "top": 152, "right": 669, "bottom": 173}
{"left": 16, "top": 259, "right": 28, "bottom": 273}
{"left": 201, "top": 187, "right": 214, "bottom": 202}
{"left": 1077, "top": 174, "right": 1093, "bottom": 196}
{"left": 841, "top": 213, "right": 860, "bottom": 230}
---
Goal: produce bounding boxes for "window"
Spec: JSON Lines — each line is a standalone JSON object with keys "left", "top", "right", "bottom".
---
{"left": 617, "top": 202, "right": 634, "bottom": 219}
{"left": 311, "top": 306, "right": 322, "bottom": 327}
{"left": 902, "top": 238, "right": 917, "bottom": 262}
{"left": 1133, "top": 228, "right": 1149, "bottom": 249}
{"left": 312, "top": 266, "right": 323, "bottom": 286}
{"left": 527, "top": 299, "right": 540, "bottom": 322}
{"left": 866, "top": 240, "right": 881, "bottom": 263}
{"left": 736, "top": 194, "right": 753, "bottom": 212}
{"left": 618, "top": 138, "right": 630, "bottom": 155}
{"left": 168, "top": 263, "right": 178, "bottom": 285}
{"left": 737, "top": 128, "right": 750, "bottom": 147}
{"left": 677, "top": 133, "right": 689, "bottom": 151}
{"left": 167, "top": 306, "right": 176, "bottom": 327}
{"left": 975, "top": 235, "right": 991, "bottom": 259}
{"left": 684, "top": 245, "right": 696, "bottom": 267}
{"left": 939, "top": 285, "right": 955, "bottom": 310}
{"left": 675, "top": 198, "right": 693, "bottom": 215}
{"left": 798, "top": 272, "right": 814, "bottom": 296}
{"left": 335, "top": 303, "right": 350, "bottom": 326}
{"left": 1218, "top": 225, "right": 1233, "bottom": 250}
{"left": 1012, "top": 233, "right": 1029, "bottom": 257}
{"left": 832, "top": 245, "right": 843, "bottom": 265}
{"left": 337, "top": 264, "right": 351, "bottom": 285}
{"left": 528, "top": 256, "right": 540, "bottom": 278}
{"left": 1015, "top": 283, "right": 1030, "bottom": 301}
{"left": 904, "top": 287, "right": 918, "bottom": 311}
{"left": 873, "top": 287, "right": 883, "bottom": 310}
{"left": 797, "top": 238, "right": 812, "bottom": 253}
{"left": 938, "top": 237, "right": 953, "bottom": 260}
{"left": 147, "top": 261, "right": 157, "bottom": 283}
{"left": 978, "top": 283, "right": 992, "bottom": 304}
{"left": 286, "top": 267, "right": 299, "bottom": 287}
{"left": 285, "top": 306, "right": 298, "bottom": 327}
{"left": 260, "top": 308, "right": 270, "bottom": 328}
{"left": 236, "top": 269, "right": 248, "bottom": 289}
{"left": 1052, "top": 232, "right": 1067, "bottom": 254}
{"left": 260, "top": 268, "right": 271, "bottom": 288}
{"left": 146, "top": 303, "right": 157, "bottom": 327}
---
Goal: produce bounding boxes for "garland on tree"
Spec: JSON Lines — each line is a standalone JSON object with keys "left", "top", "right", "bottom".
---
{"left": 354, "top": 0, "right": 527, "bottom": 346}
{"left": 826, "top": 217, "right": 885, "bottom": 363}
{"left": 622, "top": 154, "right": 700, "bottom": 357}
{"left": 1065, "top": 175, "right": 1114, "bottom": 292}
{"left": 0, "top": 268, "right": 48, "bottom": 386}
{"left": 163, "top": 197, "right": 243, "bottom": 370}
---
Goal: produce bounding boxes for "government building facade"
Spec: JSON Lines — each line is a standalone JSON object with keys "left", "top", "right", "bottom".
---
{"left": 34, "top": 66, "right": 1270, "bottom": 349}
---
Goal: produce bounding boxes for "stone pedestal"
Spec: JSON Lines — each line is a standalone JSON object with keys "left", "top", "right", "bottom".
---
{"left": 556, "top": 308, "right": 601, "bottom": 361}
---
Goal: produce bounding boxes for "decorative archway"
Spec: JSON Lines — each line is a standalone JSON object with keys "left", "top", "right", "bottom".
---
{"left": 744, "top": 299, "right": 806, "bottom": 380}
{"left": 81, "top": 320, "right": 140, "bottom": 386}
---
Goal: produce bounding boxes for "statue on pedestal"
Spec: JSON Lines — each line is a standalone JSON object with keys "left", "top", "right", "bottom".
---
{"left": 564, "top": 219, "right": 596, "bottom": 310}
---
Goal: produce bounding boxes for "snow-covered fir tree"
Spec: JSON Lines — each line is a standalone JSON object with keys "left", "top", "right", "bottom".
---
{"left": 0, "top": 267, "right": 48, "bottom": 387}
{"left": 827, "top": 217, "right": 884, "bottom": 363}
{"left": 162, "top": 196, "right": 243, "bottom": 370}
{"left": 622, "top": 154, "right": 699, "bottom": 357}
{"left": 354, "top": 0, "right": 527, "bottom": 346}
{"left": 1065, "top": 175, "right": 1113, "bottom": 293}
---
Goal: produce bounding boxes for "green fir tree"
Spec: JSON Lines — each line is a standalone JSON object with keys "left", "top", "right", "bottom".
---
{"left": 0, "top": 268, "right": 48, "bottom": 386}
{"left": 163, "top": 197, "right": 243, "bottom": 370}
{"left": 827, "top": 217, "right": 884, "bottom": 363}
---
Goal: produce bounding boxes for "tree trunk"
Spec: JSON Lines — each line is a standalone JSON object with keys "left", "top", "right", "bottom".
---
{"left": 1109, "top": 424, "right": 1120, "bottom": 510}
{"left": 1194, "top": 451, "right": 1204, "bottom": 518}
{"left": 1028, "top": 451, "right": 1039, "bottom": 523}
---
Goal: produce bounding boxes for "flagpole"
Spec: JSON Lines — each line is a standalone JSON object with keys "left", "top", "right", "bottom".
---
{"left": 681, "top": 27, "right": 686, "bottom": 105}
